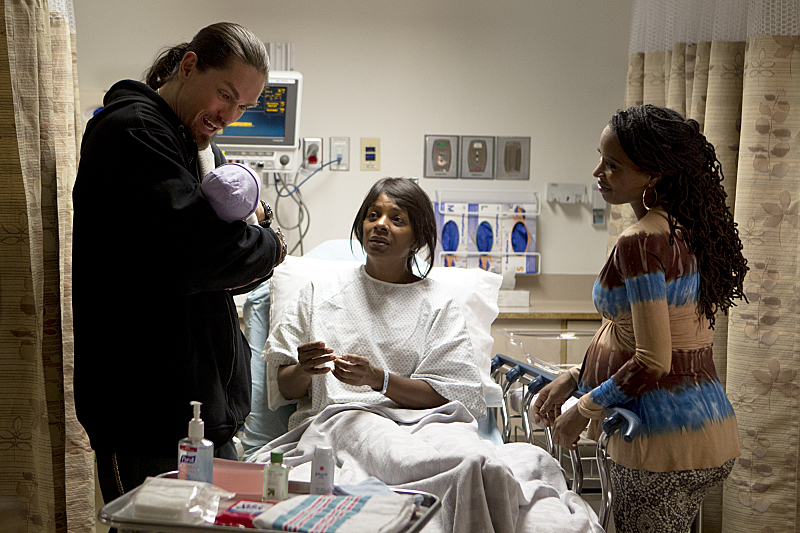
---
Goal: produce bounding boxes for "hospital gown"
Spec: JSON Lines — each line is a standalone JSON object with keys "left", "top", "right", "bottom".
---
{"left": 266, "top": 265, "right": 487, "bottom": 429}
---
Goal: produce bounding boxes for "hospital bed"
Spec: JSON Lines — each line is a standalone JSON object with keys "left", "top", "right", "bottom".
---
{"left": 490, "top": 352, "right": 641, "bottom": 532}
{"left": 240, "top": 239, "right": 506, "bottom": 459}
{"left": 235, "top": 240, "right": 605, "bottom": 532}
{"left": 97, "top": 241, "right": 611, "bottom": 532}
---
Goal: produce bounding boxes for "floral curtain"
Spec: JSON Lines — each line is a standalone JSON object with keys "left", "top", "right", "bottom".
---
{"left": 0, "top": 0, "right": 94, "bottom": 532}
{"left": 616, "top": 1, "right": 800, "bottom": 531}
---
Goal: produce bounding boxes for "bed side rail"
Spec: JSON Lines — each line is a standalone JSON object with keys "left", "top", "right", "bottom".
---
{"left": 490, "top": 355, "right": 640, "bottom": 440}
{"left": 491, "top": 354, "right": 640, "bottom": 530}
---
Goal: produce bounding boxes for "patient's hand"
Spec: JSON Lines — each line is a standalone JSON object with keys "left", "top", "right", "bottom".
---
{"left": 297, "top": 341, "right": 336, "bottom": 376}
{"left": 332, "top": 353, "right": 383, "bottom": 389}
{"left": 533, "top": 372, "right": 578, "bottom": 428}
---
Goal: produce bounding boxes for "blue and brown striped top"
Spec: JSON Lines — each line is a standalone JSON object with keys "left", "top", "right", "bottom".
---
{"left": 576, "top": 207, "right": 740, "bottom": 472}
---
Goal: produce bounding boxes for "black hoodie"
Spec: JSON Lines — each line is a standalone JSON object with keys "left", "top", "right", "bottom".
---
{"left": 73, "top": 80, "right": 281, "bottom": 455}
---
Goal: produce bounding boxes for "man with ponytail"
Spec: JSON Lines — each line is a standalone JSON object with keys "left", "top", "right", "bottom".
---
{"left": 73, "top": 23, "right": 287, "bottom": 506}
{"left": 534, "top": 105, "right": 748, "bottom": 532}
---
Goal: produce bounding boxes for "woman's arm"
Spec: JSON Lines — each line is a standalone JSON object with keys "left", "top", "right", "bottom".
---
{"left": 332, "top": 353, "right": 447, "bottom": 409}
{"left": 552, "top": 233, "right": 674, "bottom": 448}
{"left": 577, "top": 233, "right": 674, "bottom": 420}
{"left": 532, "top": 369, "right": 580, "bottom": 427}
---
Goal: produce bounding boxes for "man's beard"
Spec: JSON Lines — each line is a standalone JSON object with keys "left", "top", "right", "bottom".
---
{"left": 194, "top": 133, "right": 212, "bottom": 151}
{"left": 192, "top": 126, "right": 218, "bottom": 151}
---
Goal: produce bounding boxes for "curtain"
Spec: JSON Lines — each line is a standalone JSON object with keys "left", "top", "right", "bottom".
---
{"left": 0, "top": 0, "right": 94, "bottom": 532}
{"left": 617, "top": 1, "right": 800, "bottom": 531}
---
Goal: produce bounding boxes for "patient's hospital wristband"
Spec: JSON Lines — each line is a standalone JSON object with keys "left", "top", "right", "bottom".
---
{"left": 379, "top": 370, "right": 390, "bottom": 395}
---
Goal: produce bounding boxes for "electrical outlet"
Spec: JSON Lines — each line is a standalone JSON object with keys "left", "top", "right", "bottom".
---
{"left": 302, "top": 137, "right": 322, "bottom": 170}
{"left": 330, "top": 137, "right": 350, "bottom": 171}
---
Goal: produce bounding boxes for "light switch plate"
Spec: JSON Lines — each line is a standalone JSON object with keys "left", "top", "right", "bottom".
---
{"left": 360, "top": 138, "right": 380, "bottom": 171}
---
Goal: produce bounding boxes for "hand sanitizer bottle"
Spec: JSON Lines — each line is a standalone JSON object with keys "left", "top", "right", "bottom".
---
{"left": 263, "top": 450, "right": 289, "bottom": 501}
{"left": 178, "top": 401, "right": 214, "bottom": 483}
{"left": 310, "top": 445, "right": 335, "bottom": 495}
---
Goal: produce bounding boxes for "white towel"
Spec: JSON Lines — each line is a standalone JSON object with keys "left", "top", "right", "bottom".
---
{"left": 130, "top": 477, "right": 234, "bottom": 524}
{"left": 252, "top": 494, "right": 414, "bottom": 533}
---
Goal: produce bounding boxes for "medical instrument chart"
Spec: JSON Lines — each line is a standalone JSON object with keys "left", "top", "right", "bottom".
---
{"left": 220, "top": 86, "right": 288, "bottom": 139}
{"left": 216, "top": 71, "right": 303, "bottom": 173}
{"left": 433, "top": 190, "right": 540, "bottom": 275}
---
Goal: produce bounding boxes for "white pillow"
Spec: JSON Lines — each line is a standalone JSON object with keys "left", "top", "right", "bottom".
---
{"left": 426, "top": 266, "right": 503, "bottom": 407}
{"left": 268, "top": 254, "right": 503, "bottom": 407}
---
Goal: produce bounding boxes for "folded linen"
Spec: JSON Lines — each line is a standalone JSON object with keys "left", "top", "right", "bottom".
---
{"left": 129, "top": 477, "right": 234, "bottom": 524}
{"left": 252, "top": 494, "right": 414, "bottom": 533}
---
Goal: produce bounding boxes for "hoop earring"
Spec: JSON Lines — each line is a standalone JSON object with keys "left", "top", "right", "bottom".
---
{"left": 642, "top": 186, "right": 658, "bottom": 211}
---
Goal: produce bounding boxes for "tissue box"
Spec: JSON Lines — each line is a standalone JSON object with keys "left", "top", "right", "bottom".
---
{"left": 497, "top": 290, "right": 529, "bottom": 308}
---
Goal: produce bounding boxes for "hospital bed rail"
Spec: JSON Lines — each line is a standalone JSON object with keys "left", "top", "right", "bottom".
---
{"left": 490, "top": 353, "right": 640, "bottom": 531}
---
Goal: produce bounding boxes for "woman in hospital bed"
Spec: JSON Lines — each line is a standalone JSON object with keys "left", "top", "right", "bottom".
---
{"left": 250, "top": 178, "right": 602, "bottom": 533}
{"left": 270, "top": 176, "right": 486, "bottom": 426}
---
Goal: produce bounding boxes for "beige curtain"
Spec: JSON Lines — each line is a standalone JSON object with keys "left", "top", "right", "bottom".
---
{"left": 0, "top": 0, "right": 94, "bottom": 532}
{"left": 617, "top": 1, "right": 800, "bottom": 531}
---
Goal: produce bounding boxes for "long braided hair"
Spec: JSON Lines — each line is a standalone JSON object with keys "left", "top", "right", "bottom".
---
{"left": 143, "top": 22, "right": 269, "bottom": 90}
{"left": 610, "top": 104, "right": 748, "bottom": 327}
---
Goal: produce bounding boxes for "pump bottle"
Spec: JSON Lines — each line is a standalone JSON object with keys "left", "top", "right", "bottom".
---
{"left": 178, "top": 401, "right": 214, "bottom": 483}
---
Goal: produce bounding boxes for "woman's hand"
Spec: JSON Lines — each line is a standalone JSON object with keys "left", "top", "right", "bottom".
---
{"left": 332, "top": 353, "right": 383, "bottom": 389}
{"left": 276, "top": 341, "right": 334, "bottom": 400}
{"left": 532, "top": 371, "right": 578, "bottom": 427}
{"left": 296, "top": 341, "right": 335, "bottom": 376}
{"left": 551, "top": 407, "right": 589, "bottom": 451}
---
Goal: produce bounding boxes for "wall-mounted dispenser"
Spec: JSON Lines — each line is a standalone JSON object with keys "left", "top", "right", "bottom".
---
{"left": 424, "top": 135, "right": 459, "bottom": 178}
{"left": 459, "top": 136, "right": 495, "bottom": 179}
{"left": 591, "top": 188, "right": 607, "bottom": 226}
{"left": 546, "top": 183, "right": 588, "bottom": 204}
{"left": 495, "top": 137, "right": 530, "bottom": 180}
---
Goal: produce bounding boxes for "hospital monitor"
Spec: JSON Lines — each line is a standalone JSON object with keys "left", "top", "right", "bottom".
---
{"left": 215, "top": 71, "right": 303, "bottom": 174}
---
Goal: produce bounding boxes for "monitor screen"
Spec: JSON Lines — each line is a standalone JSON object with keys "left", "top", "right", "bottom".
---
{"left": 215, "top": 72, "right": 301, "bottom": 148}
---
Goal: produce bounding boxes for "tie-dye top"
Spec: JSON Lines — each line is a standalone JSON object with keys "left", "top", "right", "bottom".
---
{"left": 575, "top": 208, "right": 740, "bottom": 472}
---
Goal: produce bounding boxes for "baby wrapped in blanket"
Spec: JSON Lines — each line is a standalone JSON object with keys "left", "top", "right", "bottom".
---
{"left": 201, "top": 162, "right": 262, "bottom": 224}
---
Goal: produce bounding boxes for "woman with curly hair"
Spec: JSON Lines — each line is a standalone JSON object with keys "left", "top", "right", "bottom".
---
{"left": 534, "top": 104, "right": 748, "bottom": 532}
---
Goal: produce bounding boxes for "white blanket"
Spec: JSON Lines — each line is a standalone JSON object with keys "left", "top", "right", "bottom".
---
{"left": 248, "top": 402, "right": 602, "bottom": 533}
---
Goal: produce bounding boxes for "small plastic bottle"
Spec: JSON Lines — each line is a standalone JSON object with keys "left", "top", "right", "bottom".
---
{"left": 177, "top": 401, "right": 214, "bottom": 483}
{"left": 263, "top": 450, "right": 289, "bottom": 501}
{"left": 310, "top": 445, "right": 335, "bottom": 495}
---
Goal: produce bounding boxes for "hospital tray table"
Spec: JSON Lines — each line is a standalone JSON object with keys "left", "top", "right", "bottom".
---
{"left": 490, "top": 353, "right": 640, "bottom": 531}
{"left": 98, "top": 477, "right": 440, "bottom": 533}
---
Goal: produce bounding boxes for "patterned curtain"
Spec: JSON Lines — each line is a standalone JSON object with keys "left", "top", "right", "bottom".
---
{"left": 617, "top": 1, "right": 800, "bottom": 531}
{"left": 0, "top": 0, "right": 94, "bottom": 532}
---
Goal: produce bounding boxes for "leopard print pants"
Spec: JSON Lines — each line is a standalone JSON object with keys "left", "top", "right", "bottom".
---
{"left": 609, "top": 458, "right": 735, "bottom": 533}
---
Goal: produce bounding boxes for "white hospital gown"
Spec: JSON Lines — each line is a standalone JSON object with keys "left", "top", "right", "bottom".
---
{"left": 266, "top": 265, "right": 487, "bottom": 429}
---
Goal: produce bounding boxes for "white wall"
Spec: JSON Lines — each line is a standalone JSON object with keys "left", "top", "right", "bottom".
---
{"left": 73, "top": 0, "right": 633, "bottom": 275}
